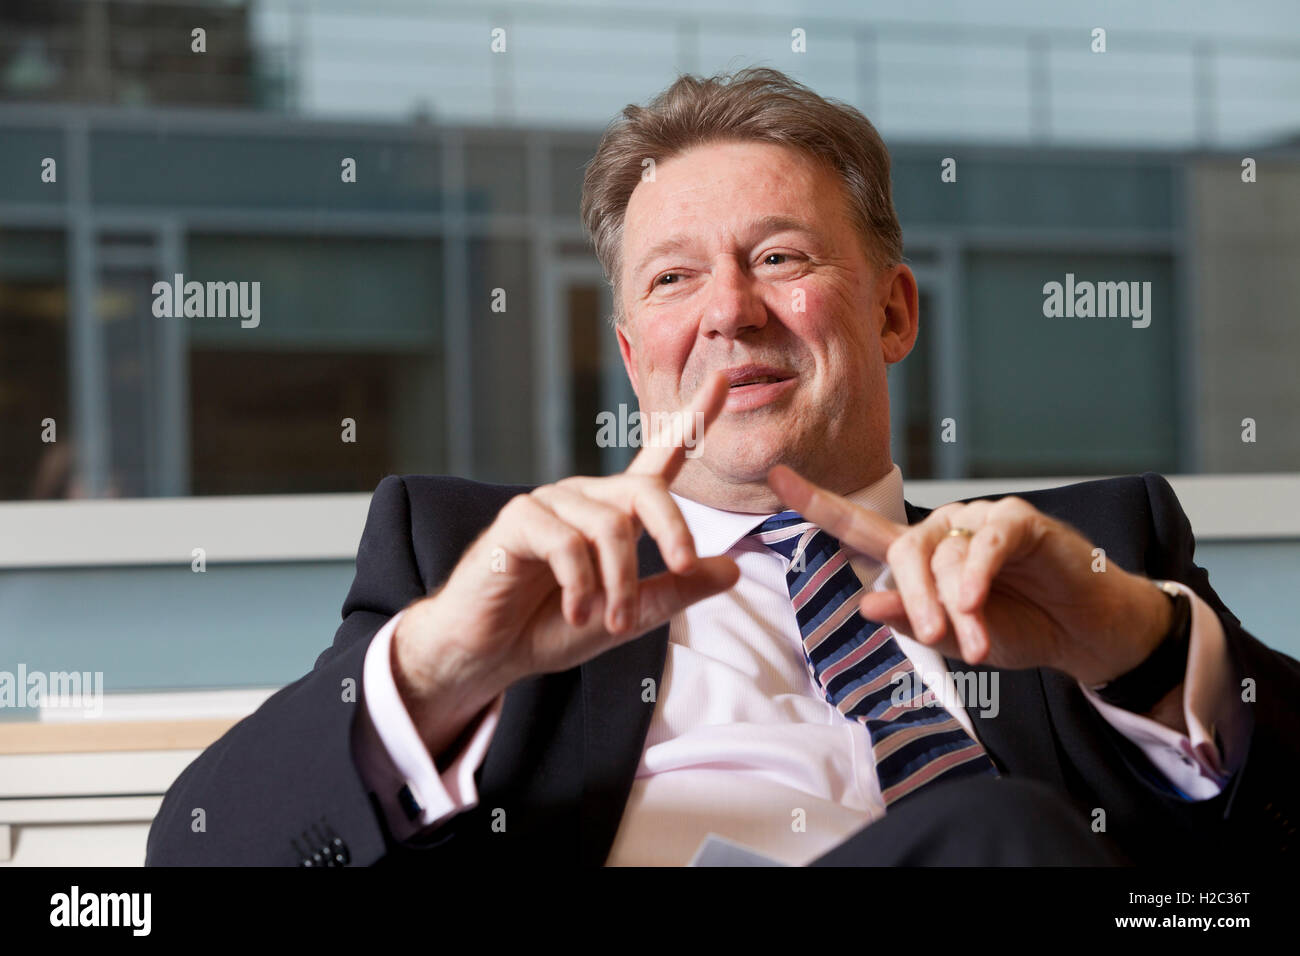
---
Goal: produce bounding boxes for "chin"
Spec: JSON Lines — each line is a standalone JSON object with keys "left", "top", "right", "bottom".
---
{"left": 702, "top": 424, "right": 794, "bottom": 484}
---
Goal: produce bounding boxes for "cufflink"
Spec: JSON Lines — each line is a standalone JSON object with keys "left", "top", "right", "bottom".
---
{"left": 398, "top": 783, "right": 424, "bottom": 822}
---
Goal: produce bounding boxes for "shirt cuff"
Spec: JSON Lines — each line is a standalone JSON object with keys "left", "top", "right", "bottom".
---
{"left": 1078, "top": 582, "right": 1249, "bottom": 800}
{"left": 352, "top": 609, "right": 505, "bottom": 842}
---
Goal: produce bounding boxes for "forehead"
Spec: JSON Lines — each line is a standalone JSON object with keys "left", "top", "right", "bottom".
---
{"left": 622, "top": 140, "right": 847, "bottom": 249}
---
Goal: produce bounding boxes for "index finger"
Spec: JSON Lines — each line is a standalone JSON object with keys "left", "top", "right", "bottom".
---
{"left": 766, "top": 464, "right": 904, "bottom": 561}
{"left": 625, "top": 370, "right": 729, "bottom": 481}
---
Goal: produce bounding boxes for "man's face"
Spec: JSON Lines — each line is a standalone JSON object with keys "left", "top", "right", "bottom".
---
{"left": 616, "top": 138, "right": 917, "bottom": 510}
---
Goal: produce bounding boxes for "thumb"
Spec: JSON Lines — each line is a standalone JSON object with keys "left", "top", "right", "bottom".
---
{"left": 631, "top": 556, "right": 740, "bottom": 633}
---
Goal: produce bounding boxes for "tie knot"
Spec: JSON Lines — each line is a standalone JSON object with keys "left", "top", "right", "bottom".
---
{"left": 751, "top": 509, "right": 808, "bottom": 536}
{"left": 749, "top": 510, "right": 826, "bottom": 565}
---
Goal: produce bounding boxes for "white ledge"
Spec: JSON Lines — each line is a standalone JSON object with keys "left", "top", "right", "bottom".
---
{"left": 0, "top": 492, "right": 371, "bottom": 568}
{"left": 0, "top": 474, "right": 1295, "bottom": 569}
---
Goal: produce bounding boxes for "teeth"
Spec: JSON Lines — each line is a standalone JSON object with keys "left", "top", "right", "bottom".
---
{"left": 732, "top": 375, "right": 779, "bottom": 387}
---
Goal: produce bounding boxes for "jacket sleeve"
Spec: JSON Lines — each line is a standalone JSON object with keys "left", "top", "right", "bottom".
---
{"left": 1139, "top": 471, "right": 1300, "bottom": 856}
{"left": 145, "top": 475, "right": 430, "bottom": 866}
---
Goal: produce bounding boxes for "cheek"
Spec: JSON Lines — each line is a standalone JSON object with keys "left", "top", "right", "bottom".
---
{"left": 636, "top": 321, "right": 694, "bottom": 401}
{"left": 779, "top": 282, "right": 875, "bottom": 373}
{"left": 778, "top": 283, "right": 841, "bottom": 355}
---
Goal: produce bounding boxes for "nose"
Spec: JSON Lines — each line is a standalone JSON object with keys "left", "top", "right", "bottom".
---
{"left": 699, "top": 257, "right": 768, "bottom": 340}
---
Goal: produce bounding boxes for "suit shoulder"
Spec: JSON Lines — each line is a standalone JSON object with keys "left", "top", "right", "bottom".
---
{"left": 357, "top": 474, "right": 536, "bottom": 593}
{"left": 359, "top": 474, "right": 534, "bottom": 549}
{"left": 1001, "top": 473, "right": 1152, "bottom": 511}
{"left": 385, "top": 473, "right": 534, "bottom": 546}
{"left": 964, "top": 474, "right": 1165, "bottom": 540}
{"left": 393, "top": 473, "right": 535, "bottom": 507}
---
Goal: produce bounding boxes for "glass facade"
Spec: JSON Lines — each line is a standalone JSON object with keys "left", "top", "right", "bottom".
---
{"left": 3, "top": 122, "right": 1295, "bottom": 499}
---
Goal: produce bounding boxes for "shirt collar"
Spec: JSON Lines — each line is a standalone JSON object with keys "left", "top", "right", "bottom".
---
{"left": 669, "top": 463, "right": 906, "bottom": 558}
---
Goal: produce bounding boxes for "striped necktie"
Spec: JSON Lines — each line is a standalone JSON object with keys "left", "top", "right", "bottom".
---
{"left": 751, "top": 510, "right": 1000, "bottom": 808}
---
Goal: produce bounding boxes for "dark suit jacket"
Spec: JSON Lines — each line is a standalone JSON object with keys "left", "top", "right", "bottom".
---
{"left": 145, "top": 472, "right": 1300, "bottom": 866}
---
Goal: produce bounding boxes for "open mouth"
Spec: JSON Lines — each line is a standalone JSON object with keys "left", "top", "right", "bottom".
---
{"left": 720, "top": 365, "right": 797, "bottom": 409}
{"left": 723, "top": 365, "right": 794, "bottom": 389}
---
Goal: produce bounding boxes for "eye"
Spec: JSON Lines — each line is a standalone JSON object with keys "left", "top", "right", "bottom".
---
{"left": 761, "top": 251, "right": 807, "bottom": 270}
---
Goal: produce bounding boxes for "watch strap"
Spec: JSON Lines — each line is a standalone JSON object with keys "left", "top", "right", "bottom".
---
{"left": 1093, "top": 581, "right": 1192, "bottom": 713}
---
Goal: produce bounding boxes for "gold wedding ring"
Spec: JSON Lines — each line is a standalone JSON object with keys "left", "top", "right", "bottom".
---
{"left": 945, "top": 527, "right": 976, "bottom": 539}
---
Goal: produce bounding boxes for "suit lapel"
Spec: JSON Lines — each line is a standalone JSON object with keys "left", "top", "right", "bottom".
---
{"left": 578, "top": 532, "right": 671, "bottom": 866}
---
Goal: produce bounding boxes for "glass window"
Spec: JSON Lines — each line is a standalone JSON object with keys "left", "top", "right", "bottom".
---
{"left": 467, "top": 237, "right": 535, "bottom": 482}
{"left": 0, "top": 229, "right": 68, "bottom": 499}
{"left": 964, "top": 250, "right": 1178, "bottom": 476}
{"left": 186, "top": 234, "right": 446, "bottom": 494}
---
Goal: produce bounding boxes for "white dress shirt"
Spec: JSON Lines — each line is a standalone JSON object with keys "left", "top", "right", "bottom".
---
{"left": 351, "top": 465, "right": 1250, "bottom": 865}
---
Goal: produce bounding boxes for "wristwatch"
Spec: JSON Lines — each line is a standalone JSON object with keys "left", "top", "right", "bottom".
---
{"left": 1092, "top": 580, "right": 1192, "bottom": 713}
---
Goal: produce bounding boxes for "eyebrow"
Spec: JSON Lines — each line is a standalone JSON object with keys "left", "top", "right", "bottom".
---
{"left": 630, "top": 214, "right": 820, "bottom": 281}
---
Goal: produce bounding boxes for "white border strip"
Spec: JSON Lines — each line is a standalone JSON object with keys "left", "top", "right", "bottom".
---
{"left": 38, "top": 688, "right": 278, "bottom": 724}
{"left": 0, "top": 751, "right": 199, "bottom": 798}
{"left": 0, "top": 475, "right": 1295, "bottom": 569}
{"left": 0, "top": 492, "right": 371, "bottom": 568}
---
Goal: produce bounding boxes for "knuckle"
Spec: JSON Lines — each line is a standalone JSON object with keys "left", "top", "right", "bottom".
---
{"left": 994, "top": 495, "right": 1027, "bottom": 514}
{"left": 886, "top": 536, "right": 917, "bottom": 565}
{"left": 523, "top": 486, "right": 553, "bottom": 507}
{"left": 601, "top": 512, "right": 635, "bottom": 543}
{"left": 554, "top": 529, "right": 586, "bottom": 560}
{"left": 930, "top": 547, "right": 957, "bottom": 574}
{"left": 502, "top": 494, "right": 534, "bottom": 520}
{"left": 571, "top": 561, "right": 595, "bottom": 588}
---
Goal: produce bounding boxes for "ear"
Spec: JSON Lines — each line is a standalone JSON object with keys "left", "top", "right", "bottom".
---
{"left": 878, "top": 263, "right": 919, "bottom": 364}
{"left": 616, "top": 322, "right": 641, "bottom": 397}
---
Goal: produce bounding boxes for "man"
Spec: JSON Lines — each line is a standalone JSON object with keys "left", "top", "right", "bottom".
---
{"left": 146, "top": 67, "right": 1298, "bottom": 867}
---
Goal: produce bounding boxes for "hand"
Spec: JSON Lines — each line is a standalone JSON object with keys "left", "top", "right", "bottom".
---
{"left": 394, "top": 372, "right": 740, "bottom": 756}
{"left": 766, "top": 466, "right": 1173, "bottom": 687}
